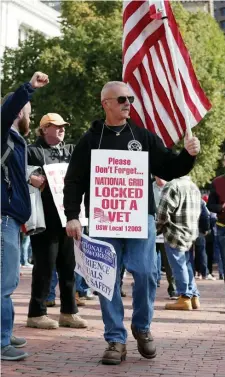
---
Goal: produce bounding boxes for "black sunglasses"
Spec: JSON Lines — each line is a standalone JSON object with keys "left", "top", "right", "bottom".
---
{"left": 105, "top": 96, "right": 134, "bottom": 104}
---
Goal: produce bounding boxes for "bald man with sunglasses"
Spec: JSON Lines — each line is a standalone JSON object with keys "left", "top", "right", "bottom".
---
{"left": 64, "top": 81, "right": 200, "bottom": 365}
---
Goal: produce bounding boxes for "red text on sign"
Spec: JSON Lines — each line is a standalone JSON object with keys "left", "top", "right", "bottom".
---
{"left": 108, "top": 158, "right": 131, "bottom": 165}
{"left": 102, "top": 199, "right": 126, "bottom": 210}
{"left": 95, "top": 187, "right": 143, "bottom": 198}
{"left": 108, "top": 211, "right": 131, "bottom": 222}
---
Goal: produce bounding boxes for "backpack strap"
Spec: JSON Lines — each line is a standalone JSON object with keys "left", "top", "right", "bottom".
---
{"left": 1, "top": 134, "right": 14, "bottom": 165}
{"left": 1, "top": 134, "right": 14, "bottom": 194}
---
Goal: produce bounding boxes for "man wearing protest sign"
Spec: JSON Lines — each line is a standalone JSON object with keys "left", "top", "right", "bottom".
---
{"left": 26, "top": 113, "right": 87, "bottom": 330}
{"left": 64, "top": 81, "right": 200, "bottom": 365}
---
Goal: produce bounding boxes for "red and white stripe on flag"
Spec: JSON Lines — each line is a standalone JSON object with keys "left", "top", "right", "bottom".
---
{"left": 122, "top": 0, "right": 211, "bottom": 147}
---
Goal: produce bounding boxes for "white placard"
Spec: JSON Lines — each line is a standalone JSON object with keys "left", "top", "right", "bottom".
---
{"left": 74, "top": 234, "right": 117, "bottom": 301}
{"left": 43, "top": 163, "right": 88, "bottom": 227}
{"left": 89, "top": 150, "right": 149, "bottom": 238}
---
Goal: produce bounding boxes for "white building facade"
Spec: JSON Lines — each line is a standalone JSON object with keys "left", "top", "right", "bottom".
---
{"left": 181, "top": 0, "right": 214, "bottom": 15}
{"left": 214, "top": 1, "right": 225, "bottom": 32}
{"left": 0, "top": 0, "right": 61, "bottom": 58}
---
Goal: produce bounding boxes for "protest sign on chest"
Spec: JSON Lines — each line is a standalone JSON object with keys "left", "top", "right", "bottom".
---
{"left": 89, "top": 150, "right": 149, "bottom": 238}
{"left": 74, "top": 234, "right": 117, "bottom": 301}
{"left": 43, "top": 163, "right": 87, "bottom": 227}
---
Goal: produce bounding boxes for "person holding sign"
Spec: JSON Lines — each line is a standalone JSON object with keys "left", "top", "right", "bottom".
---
{"left": 64, "top": 81, "right": 200, "bottom": 365}
{"left": 26, "top": 113, "right": 87, "bottom": 330}
{"left": 1, "top": 72, "right": 49, "bottom": 361}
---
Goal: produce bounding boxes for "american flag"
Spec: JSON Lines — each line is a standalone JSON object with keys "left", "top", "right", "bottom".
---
{"left": 122, "top": 0, "right": 212, "bottom": 147}
{"left": 94, "top": 208, "right": 110, "bottom": 223}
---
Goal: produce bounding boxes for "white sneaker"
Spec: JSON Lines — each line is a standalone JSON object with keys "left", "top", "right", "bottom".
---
{"left": 206, "top": 274, "right": 216, "bottom": 281}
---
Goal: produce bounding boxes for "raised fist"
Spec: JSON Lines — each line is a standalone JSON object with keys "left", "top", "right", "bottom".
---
{"left": 30, "top": 72, "right": 49, "bottom": 89}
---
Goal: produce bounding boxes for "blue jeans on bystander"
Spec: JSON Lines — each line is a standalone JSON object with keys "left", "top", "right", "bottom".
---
{"left": 195, "top": 235, "right": 208, "bottom": 278}
{"left": 214, "top": 234, "right": 224, "bottom": 276}
{"left": 1, "top": 216, "right": 21, "bottom": 348}
{"left": 20, "top": 234, "right": 32, "bottom": 266}
{"left": 75, "top": 273, "right": 89, "bottom": 297}
{"left": 165, "top": 243, "right": 200, "bottom": 298}
{"left": 156, "top": 250, "right": 161, "bottom": 283}
{"left": 217, "top": 226, "right": 225, "bottom": 281}
{"left": 46, "top": 269, "right": 58, "bottom": 301}
{"left": 46, "top": 270, "right": 89, "bottom": 301}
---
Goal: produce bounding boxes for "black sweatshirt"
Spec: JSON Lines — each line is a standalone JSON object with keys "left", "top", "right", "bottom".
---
{"left": 64, "top": 119, "right": 196, "bottom": 221}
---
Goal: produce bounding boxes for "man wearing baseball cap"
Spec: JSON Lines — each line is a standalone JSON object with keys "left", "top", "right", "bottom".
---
{"left": 39, "top": 113, "right": 70, "bottom": 129}
{"left": 26, "top": 113, "right": 88, "bottom": 330}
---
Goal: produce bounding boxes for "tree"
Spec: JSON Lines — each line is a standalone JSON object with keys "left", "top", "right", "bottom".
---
{"left": 172, "top": 3, "right": 225, "bottom": 185}
{"left": 1, "top": 1, "right": 225, "bottom": 186}
{"left": 1, "top": 1, "right": 123, "bottom": 141}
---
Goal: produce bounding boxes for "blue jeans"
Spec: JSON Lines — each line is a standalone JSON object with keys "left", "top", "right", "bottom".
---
{"left": 156, "top": 249, "right": 162, "bottom": 282}
{"left": 195, "top": 236, "right": 208, "bottom": 277}
{"left": 46, "top": 270, "right": 87, "bottom": 301}
{"left": 217, "top": 226, "right": 225, "bottom": 281}
{"left": 76, "top": 273, "right": 89, "bottom": 296}
{"left": 214, "top": 234, "right": 224, "bottom": 275}
{"left": 98, "top": 215, "right": 157, "bottom": 344}
{"left": 165, "top": 244, "right": 200, "bottom": 298}
{"left": 189, "top": 246, "right": 195, "bottom": 273}
{"left": 47, "top": 269, "right": 58, "bottom": 301}
{"left": 1, "top": 216, "right": 21, "bottom": 347}
{"left": 20, "top": 234, "right": 32, "bottom": 266}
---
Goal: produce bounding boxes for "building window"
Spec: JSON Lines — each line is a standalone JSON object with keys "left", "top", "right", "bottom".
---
{"left": 221, "top": 7, "right": 225, "bottom": 16}
{"left": 40, "top": 1, "right": 61, "bottom": 11}
{"left": 220, "top": 20, "right": 225, "bottom": 30}
{"left": 18, "top": 25, "right": 30, "bottom": 44}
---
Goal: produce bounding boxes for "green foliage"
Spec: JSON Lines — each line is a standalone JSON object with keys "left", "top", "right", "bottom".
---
{"left": 172, "top": 3, "right": 225, "bottom": 185}
{"left": 1, "top": 1, "right": 225, "bottom": 185}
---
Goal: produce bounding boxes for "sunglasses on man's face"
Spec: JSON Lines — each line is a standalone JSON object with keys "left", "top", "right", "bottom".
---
{"left": 105, "top": 96, "right": 135, "bottom": 104}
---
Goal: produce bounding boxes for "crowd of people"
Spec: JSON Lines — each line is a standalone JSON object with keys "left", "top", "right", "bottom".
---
{"left": 1, "top": 72, "right": 225, "bottom": 364}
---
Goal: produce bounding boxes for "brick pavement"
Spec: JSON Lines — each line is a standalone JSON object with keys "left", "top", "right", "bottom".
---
{"left": 1, "top": 270, "right": 225, "bottom": 377}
